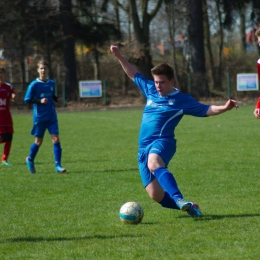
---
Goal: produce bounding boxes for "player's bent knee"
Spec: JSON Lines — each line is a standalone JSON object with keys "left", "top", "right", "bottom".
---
{"left": 147, "top": 154, "right": 165, "bottom": 173}
{"left": 0, "top": 133, "right": 13, "bottom": 142}
{"left": 51, "top": 135, "right": 59, "bottom": 143}
{"left": 147, "top": 161, "right": 159, "bottom": 173}
{"left": 145, "top": 182, "right": 164, "bottom": 202}
{"left": 35, "top": 137, "right": 43, "bottom": 146}
{"left": 35, "top": 140, "right": 42, "bottom": 146}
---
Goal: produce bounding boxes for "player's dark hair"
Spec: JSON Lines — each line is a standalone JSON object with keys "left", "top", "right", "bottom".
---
{"left": 151, "top": 63, "right": 174, "bottom": 80}
{"left": 0, "top": 67, "right": 6, "bottom": 73}
{"left": 37, "top": 60, "right": 49, "bottom": 68}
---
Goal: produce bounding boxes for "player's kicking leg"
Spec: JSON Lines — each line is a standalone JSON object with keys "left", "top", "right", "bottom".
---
{"left": 145, "top": 177, "right": 202, "bottom": 217}
{"left": 0, "top": 133, "right": 13, "bottom": 166}
{"left": 153, "top": 167, "right": 202, "bottom": 217}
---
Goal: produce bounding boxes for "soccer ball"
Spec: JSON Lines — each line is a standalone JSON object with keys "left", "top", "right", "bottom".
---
{"left": 119, "top": 202, "right": 144, "bottom": 224}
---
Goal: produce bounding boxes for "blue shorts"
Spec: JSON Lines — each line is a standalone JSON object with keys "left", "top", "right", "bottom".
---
{"left": 138, "top": 139, "right": 176, "bottom": 187}
{"left": 31, "top": 120, "right": 59, "bottom": 138}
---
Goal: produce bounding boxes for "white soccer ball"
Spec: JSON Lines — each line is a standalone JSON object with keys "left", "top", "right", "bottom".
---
{"left": 119, "top": 202, "right": 144, "bottom": 224}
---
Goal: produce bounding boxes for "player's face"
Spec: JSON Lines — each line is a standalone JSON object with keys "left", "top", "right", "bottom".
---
{"left": 37, "top": 65, "right": 48, "bottom": 80}
{"left": 153, "top": 75, "right": 174, "bottom": 96}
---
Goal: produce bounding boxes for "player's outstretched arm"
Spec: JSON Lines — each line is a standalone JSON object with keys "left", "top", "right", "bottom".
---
{"left": 253, "top": 108, "right": 260, "bottom": 119}
{"left": 11, "top": 93, "right": 15, "bottom": 102}
{"left": 206, "top": 99, "right": 238, "bottom": 116}
{"left": 110, "top": 45, "right": 137, "bottom": 81}
{"left": 254, "top": 97, "right": 260, "bottom": 119}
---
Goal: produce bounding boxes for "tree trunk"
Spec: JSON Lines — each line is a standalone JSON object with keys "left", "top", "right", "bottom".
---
{"left": 44, "top": 17, "right": 53, "bottom": 79}
{"left": 165, "top": 0, "right": 181, "bottom": 90}
{"left": 94, "top": 44, "right": 100, "bottom": 80}
{"left": 18, "top": 36, "right": 26, "bottom": 90}
{"left": 188, "top": 0, "right": 209, "bottom": 98}
{"left": 60, "top": 0, "right": 78, "bottom": 100}
{"left": 129, "top": 0, "right": 163, "bottom": 80}
{"left": 203, "top": 0, "right": 223, "bottom": 92}
{"left": 240, "top": 6, "right": 246, "bottom": 53}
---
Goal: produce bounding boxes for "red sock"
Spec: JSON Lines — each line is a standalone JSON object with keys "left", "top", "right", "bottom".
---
{"left": 2, "top": 141, "right": 12, "bottom": 161}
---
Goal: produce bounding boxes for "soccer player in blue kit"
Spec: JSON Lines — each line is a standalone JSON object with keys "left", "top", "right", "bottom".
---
{"left": 24, "top": 60, "right": 66, "bottom": 174}
{"left": 110, "top": 45, "right": 238, "bottom": 217}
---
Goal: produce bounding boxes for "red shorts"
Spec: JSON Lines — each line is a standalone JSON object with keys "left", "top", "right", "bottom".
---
{"left": 0, "top": 125, "right": 14, "bottom": 134}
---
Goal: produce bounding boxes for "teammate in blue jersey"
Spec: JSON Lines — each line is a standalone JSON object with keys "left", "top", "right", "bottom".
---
{"left": 110, "top": 45, "right": 238, "bottom": 217}
{"left": 24, "top": 60, "right": 66, "bottom": 174}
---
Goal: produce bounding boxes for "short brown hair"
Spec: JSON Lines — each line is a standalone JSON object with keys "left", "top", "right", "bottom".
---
{"left": 37, "top": 60, "right": 49, "bottom": 68}
{"left": 151, "top": 63, "right": 174, "bottom": 80}
{"left": 255, "top": 28, "right": 260, "bottom": 38}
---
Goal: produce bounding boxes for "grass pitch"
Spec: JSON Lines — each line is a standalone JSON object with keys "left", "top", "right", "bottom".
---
{"left": 1, "top": 105, "right": 260, "bottom": 259}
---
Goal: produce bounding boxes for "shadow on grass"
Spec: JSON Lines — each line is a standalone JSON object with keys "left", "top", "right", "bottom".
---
{"left": 2, "top": 234, "right": 145, "bottom": 243}
{"left": 178, "top": 213, "right": 260, "bottom": 220}
{"left": 65, "top": 159, "right": 110, "bottom": 164}
{"left": 140, "top": 221, "right": 159, "bottom": 225}
{"left": 15, "top": 167, "right": 139, "bottom": 175}
{"left": 13, "top": 159, "right": 109, "bottom": 166}
{"left": 94, "top": 168, "right": 139, "bottom": 173}
{"left": 55, "top": 168, "right": 139, "bottom": 174}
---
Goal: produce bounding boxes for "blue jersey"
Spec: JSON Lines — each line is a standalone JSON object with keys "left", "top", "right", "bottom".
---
{"left": 24, "top": 78, "right": 57, "bottom": 123}
{"left": 134, "top": 73, "right": 210, "bottom": 148}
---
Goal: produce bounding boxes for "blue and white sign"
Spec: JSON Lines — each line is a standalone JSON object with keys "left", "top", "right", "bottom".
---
{"left": 237, "top": 73, "right": 258, "bottom": 91}
{"left": 79, "top": 80, "right": 102, "bottom": 97}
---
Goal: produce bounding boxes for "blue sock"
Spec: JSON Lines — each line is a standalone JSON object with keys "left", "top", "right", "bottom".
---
{"left": 159, "top": 192, "right": 179, "bottom": 210}
{"left": 28, "top": 143, "right": 40, "bottom": 161}
{"left": 154, "top": 166, "right": 183, "bottom": 203}
{"left": 53, "top": 142, "right": 62, "bottom": 166}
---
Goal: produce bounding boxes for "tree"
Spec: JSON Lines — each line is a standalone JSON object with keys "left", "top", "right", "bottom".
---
{"left": 103, "top": 0, "right": 163, "bottom": 79}
{"left": 59, "top": 0, "right": 121, "bottom": 99}
{"left": 219, "top": 0, "right": 260, "bottom": 50}
{"left": 164, "top": 0, "right": 189, "bottom": 92}
{"left": 202, "top": 0, "right": 225, "bottom": 92}
{"left": 60, "top": 0, "right": 78, "bottom": 100}
{"left": 188, "top": 0, "right": 209, "bottom": 97}
{"left": 0, "top": 0, "right": 62, "bottom": 88}
{"left": 128, "top": 0, "right": 163, "bottom": 79}
{"left": 0, "top": 1, "right": 32, "bottom": 88}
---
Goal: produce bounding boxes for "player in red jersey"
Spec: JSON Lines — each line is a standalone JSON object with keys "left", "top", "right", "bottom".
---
{"left": 0, "top": 67, "right": 15, "bottom": 166}
{"left": 254, "top": 29, "right": 260, "bottom": 118}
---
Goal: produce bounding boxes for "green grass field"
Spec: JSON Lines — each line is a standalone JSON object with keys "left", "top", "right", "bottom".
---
{"left": 1, "top": 105, "right": 260, "bottom": 259}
